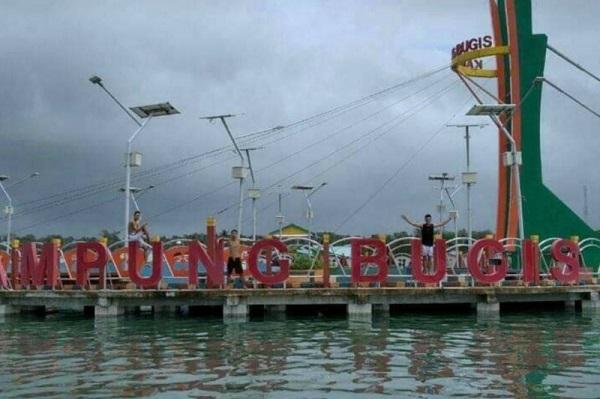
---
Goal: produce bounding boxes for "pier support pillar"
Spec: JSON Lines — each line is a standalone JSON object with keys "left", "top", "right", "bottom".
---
{"left": 264, "top": 305, "right": 286, "bottom": 320}
{"left": 223, "top": 296, "right": 248, "bottom": 319}
{"left": 264, "top": 305, "right": 286, "bottom": 313}
{"left": 564, "top": 300, "right": 576, "bottom": 310}
{"left": 348, "top": 303, "right": 372, "bottom": 321}
{"left": 155, "top": 305, "right": 177, "bottom": 314}
{"left": 177, "top": 305, "right": 190, "bottom": 315}
{"left": 95, "top": 298, "right": 124, "bottom": 318}
{"left": 373, "top": 304, "right": 390, "bottom": 315}
{"left": 477, "top": 297, "right": 500, "bottom": 319}
{"left": 0, "top": 304, "right": 20, "bottom": 315}
{"left": 582, "top": 292, "right": 600, "bottom": 314}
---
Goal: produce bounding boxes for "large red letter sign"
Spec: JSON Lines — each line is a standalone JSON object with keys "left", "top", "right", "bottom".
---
{"left": 20, "top": 242, "right": 60, "bottom": 288}
{"left": 522, "top": 239, "right": 540, "bottom": 285}
{"left": 76, "top": 242, "right": 108, "bottom": 288}
{"left": 128, "top": 241, "right": 162, "bottom": 288}
{"left": 411, "top": 239, "right": 446, "bottom": 284}
{"left": 248, "top": 239, "right": 289, "bottom": 285}
{"left": 0, "top": 256, "right": 9, "bottom": 289}
{"left": 467, "top": 239, "right": 507, "bottom": 284}
{"left": 351, "top": 238, "right": 388, "bottom": 284}
{"left": 188, "top": 240, "right": 224, "bottom": 288}
{"left": 550, "top": 239, "right": 580, "bottom": 283}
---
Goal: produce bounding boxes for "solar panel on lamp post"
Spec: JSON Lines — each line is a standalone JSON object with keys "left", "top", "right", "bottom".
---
{"left": 466, "top": 103, "right": 523, "bottom": 242}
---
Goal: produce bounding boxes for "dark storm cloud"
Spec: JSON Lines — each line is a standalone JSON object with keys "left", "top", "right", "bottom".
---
{"left": 0, "top": 0, "right": 599, "bottom": 238}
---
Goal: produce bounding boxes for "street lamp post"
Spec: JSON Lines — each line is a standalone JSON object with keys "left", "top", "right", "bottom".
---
{"left": 276, "top": 190, "right": 285, "bottom": 239}
{"left": 466, "top": 104, "right": 524, "bottom": 242}
{"left": 292, "top": 182, "right": 327, "bottom": 248}
{"left": 123, "top": 103, "right": 179, "bottom": 243}
{"left": 0, "top": 173, "right": 39, "bottom": 251}
{"left": 242, "top": 147, "right": 263, "bottom": 242}
{"left": 119, "top": 185, "right": 155, "bottom": 212}
{"left": 428, "top": 173, "right": 455, "bottom": 234}
{"left": 6, "top": 172, "right": 40, "bottom": 189}
{"left": 0, "top": 176, "right": 13, "bottom": 252}
{"left": 200, "top": 114, "right": 246, "bottom": 236}
{"left": 89, "top": 76, "right": 141, "bottom": 127}
{"left": 90, "top": 76, "right": 179, "bottom": 243}
{"left": 446, "top": 123, "right": 487, "bottom": 243}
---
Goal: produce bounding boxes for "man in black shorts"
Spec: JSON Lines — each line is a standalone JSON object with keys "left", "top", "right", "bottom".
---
{"left": 402, "top": 213, "right": 451, "bottom": 273}
{"left": 226, "top": 229, "right": 244, "bottom": 287}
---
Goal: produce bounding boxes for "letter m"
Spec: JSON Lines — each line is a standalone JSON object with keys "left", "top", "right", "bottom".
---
{"left": 20, "top": 242, "right": 60, "bottom": 288}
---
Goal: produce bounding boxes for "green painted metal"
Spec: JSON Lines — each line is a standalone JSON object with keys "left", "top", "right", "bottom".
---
{"left": 498, "top": 0, "right": 600, "bottom": 266}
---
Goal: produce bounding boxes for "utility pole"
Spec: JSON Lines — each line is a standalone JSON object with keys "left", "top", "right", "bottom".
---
{"left": 447, "top": 123, "right": 487, "bottom": 243}
{"left": 584, "top": 185, "right": 589, "bottom": 220}
{"left": 242, "top": 147, "right": 263, "bottom": 242}
{"left": 200, "top": 114, "right": 246, "bottom": 237}
{"left": 292, "top": 183, "right": 327, "bottom": 247}
{"left": 428, "top": 173, "right": 455, "bottom": 234}
{"left": 276, "top": 189, "right": 285, "bottom": 239}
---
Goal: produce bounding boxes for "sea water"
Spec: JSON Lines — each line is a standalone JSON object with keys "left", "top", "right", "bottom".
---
{"left": 1, "top": 310, "right": 599, "bottom": 398}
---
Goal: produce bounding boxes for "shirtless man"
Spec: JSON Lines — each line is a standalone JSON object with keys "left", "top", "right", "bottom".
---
{"left": 128, "top": 210, "right": 151, "bottom": 261}
{"left": 402, "top": 213, "right": 452, "bottom": 273}
{"left": 226, "top": 229, "right": 244, "bottom": 287}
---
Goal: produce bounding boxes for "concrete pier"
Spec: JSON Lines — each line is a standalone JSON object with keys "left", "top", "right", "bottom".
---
{"left": 0, "top": 304, "right": 20, "bottom": 315}
{"left": 95, "top": 297, "right": 124, "bottom": 317}
{"left": 0, "top": 286, "right": 597, "bottom": 320}
{"left": 347, "top": 303, "right": 372, "bottom": 321}
{"left": 223, "top": 296, "right": 249, "bottom": 318}
{"left": 582, "top": 291, "right": 600, "bottom": 313}
{"left": 477, "top": 301, "right": 500, "bottom": 319}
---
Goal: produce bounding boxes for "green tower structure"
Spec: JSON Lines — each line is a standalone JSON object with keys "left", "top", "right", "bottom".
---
{"left": 491, "top": 0, "right": 600, "bottom": 267}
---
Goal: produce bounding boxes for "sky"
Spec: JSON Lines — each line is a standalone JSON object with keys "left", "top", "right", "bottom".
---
{"left": 1, "top": 0, "right": 599, "bottom": 239}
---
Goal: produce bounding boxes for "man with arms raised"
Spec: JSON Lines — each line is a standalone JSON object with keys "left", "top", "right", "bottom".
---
{"left": 402, "top": 213, "right": 451, "bottom": 273}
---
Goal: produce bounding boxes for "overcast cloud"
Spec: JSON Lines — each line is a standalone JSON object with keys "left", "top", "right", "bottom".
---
{"left": 1, "top": 0, "right": 599, "bottom": 238}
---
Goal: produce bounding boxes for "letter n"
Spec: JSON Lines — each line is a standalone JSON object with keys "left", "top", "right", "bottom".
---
{"left": 188, "top": 240, "right": 224, "bottom": 288}
{"left": 350, "top": 238, "right": 387, "bottom": 284}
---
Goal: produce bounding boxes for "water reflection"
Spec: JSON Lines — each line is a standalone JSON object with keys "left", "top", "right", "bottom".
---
{"left": 0, "top": 312, "right": 599, "bottom": 398}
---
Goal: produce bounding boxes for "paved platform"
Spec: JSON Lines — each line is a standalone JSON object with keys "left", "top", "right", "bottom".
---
{"left": 0, "top": 286, "right": 599, "bottom": 319}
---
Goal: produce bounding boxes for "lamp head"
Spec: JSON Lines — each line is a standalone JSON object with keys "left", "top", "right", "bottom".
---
{"left": 89, "top": 75, "right": 102, "bottom": 85}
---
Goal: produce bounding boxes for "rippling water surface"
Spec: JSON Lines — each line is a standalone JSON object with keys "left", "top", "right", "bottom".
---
{"left": 1, "top": 310, "right": 599, "bottom": 398}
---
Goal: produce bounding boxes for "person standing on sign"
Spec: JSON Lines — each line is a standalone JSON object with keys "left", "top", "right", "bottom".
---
{"left": 402, "top": 214, "right": 452, "bottom": 273}
{"left": 128, "top": 210, "right": 152, "bottom": 262}
{"left": 226, "top": 229, "right": 244, "bottom": 287}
